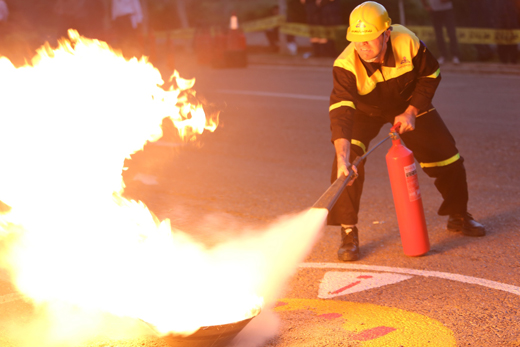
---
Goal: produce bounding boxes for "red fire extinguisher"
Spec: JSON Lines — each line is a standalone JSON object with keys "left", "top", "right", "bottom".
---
{"left": 386, "top": 123, "right": 430, "bottom": 257}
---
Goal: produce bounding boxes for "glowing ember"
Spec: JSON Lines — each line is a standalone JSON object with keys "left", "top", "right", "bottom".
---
{"left": 0, "top": 30, "right": 328, "bottom": 347}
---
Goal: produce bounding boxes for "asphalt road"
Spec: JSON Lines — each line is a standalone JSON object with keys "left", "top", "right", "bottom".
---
{"left": 1, "top": 55, "right": 520, "bottom": 347}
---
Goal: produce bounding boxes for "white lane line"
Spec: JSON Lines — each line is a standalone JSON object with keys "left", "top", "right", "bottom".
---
{"left": 4, "top": 263, "right": 518, "bottom": 305}
{"left": 215, "top": 89, "right": 329, "bottom": 101}
{"left": 300, "top": 262, "right": 520, "bottom": 296}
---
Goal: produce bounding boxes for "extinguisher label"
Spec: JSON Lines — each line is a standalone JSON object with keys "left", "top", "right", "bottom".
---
{"left": 404, "top": 163, "right": 421, "bottom": 202}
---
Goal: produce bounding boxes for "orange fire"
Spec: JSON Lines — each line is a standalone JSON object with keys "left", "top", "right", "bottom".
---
{"left": 0, "top": 30, "right": 328, "bottom": 346}
{"left": 0, "top": 30, "right": 254, "bottom": 337}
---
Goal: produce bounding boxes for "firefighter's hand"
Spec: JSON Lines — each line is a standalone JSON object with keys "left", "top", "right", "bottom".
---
{"left": 337, "top": 159, "right": 358, "bottom": 186}
{"left": 394, "top": 105, "right": 418, "bottom": 134}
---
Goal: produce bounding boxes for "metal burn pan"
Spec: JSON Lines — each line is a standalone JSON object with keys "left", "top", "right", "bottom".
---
{"left": 160, "top": 315, "right": 256, "bottom": 347}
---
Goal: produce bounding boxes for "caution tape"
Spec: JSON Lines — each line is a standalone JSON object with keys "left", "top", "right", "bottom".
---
{"left": 155, "top": 15, "right": 520, "bottom": 44}
{"left": 154, "top": 27, "right": 196, "bottom": 40}
{"left": 408, "top": 26, "right": 520, "bottom": 45}
{"left": 241, "top": 15, "right": 285, "bottom": 33}
{"left": 280, "top": 22, "right": 346, "bottom": 40}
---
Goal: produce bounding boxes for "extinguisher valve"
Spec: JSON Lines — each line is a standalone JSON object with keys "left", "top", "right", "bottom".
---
{"left": 389, "top": 121, "right": 402, "bottom": 140}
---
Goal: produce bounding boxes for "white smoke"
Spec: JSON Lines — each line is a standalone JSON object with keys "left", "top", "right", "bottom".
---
{"left": 0, "top": 32, "right": 329, "bottom": 347}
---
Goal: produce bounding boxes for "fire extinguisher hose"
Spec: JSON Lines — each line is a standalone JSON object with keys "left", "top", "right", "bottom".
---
{"left": 312, "top": 123, "right": 401, "bottom": 211}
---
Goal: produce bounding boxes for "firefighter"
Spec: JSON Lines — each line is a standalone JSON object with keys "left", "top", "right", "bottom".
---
{"left": 328, "top": 1, "right": 486, "bottom": 262}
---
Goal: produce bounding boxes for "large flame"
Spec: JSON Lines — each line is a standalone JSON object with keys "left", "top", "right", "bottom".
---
{"left": 0, "top": 30, "right": 327, "bottom": 346}
{"left": 0, "top": 30, "right": 249, "bottom": 336}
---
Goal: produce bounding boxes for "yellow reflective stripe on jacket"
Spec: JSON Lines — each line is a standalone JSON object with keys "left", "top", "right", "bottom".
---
{"left": 351, "top": 139, "right": 366, "bottom": 154}
{"left": 334, "top": 25, "right": 420, "bottom": 96}
{"left": 420, "top": 153, "right": 460, "bottom": 168}
{"left": 329, "top": 100, "right": 356, "bottom": 112}
{"left": 424, "top": 68, "right": 440, "bottom": 79}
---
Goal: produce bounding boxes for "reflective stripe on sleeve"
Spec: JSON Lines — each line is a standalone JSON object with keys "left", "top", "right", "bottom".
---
{"left": 351, "top": 139, "right": 366, "bottom": 154}
{"left": 329, "top": 100, "right": 356, "bottom": 112}
{"left": 420, "top": 153, "right": 460, "bottom": 168}
{"left": 425, "top": 68, "right": 440, "bottom": 79}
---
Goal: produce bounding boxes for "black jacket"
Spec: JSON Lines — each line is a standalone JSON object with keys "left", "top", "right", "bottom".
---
{"left": 329, "top": 25, "right": 441, "bottom": 142}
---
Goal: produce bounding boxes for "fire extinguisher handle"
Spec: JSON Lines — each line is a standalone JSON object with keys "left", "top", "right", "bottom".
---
{"left": 390, "top": 122, "right": 402, "bottom": 133}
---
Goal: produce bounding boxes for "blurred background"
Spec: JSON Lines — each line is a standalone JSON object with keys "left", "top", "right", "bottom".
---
{"left": 0, "top": 0, "right": 518, "bottom": 67}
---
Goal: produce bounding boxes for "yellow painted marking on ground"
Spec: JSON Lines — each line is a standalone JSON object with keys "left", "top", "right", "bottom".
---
{"left": 275, "top": 298, "right": 456, "bottom": 347}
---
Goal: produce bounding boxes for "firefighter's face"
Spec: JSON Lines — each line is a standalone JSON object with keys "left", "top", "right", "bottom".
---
{"left": 354, "top": 30, "right": 390, "bottom": 63}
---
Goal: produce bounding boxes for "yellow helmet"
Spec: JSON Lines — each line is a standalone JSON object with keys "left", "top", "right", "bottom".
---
{"left": 347, "top": 1, "right": 392, "bottom": 42}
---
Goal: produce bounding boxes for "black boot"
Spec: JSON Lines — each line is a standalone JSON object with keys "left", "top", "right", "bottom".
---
{"left": 447, "top": 212, "right": 486, "bottom": 237}
{"left": 338, "top": 226, "right": 359, "bottom": 261}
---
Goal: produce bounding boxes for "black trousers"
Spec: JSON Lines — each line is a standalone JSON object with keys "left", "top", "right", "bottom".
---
{"left": 430, "top": 9, "right": 460, "bottom": 59}
{"left": 328, "top": 109, "right": 469, "bottom": 226}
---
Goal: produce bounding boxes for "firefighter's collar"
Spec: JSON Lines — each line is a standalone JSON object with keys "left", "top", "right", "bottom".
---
{"left": 359, "top": 37, "right": 396, "bottom": 77}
